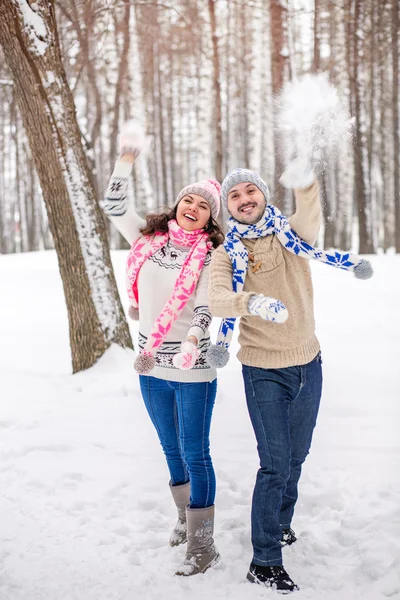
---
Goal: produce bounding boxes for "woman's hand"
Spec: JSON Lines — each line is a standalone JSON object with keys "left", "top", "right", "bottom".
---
{"left": 172, "top": 339, "right": 199, "bottom": 370}
{"left": 120, "top": 154, "right": 136, "bottom": 165}
{"left": 119, "top": 120, "right": 149, "bottom": 162}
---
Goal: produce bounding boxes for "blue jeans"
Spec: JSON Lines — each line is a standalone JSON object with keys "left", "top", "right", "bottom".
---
{"left": 139, "top": 376, "right": 217, "bottom": 508}
{"left": 242, "top": 353, "right": 323, "bottom": 566}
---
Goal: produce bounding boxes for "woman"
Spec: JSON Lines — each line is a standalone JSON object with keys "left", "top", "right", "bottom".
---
{"left": 102, "top": 122, "right": 224, "bottom": 576}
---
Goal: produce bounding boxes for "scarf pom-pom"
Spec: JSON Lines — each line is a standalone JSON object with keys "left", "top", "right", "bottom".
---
{"left": 354, "top": 259, "right": 373, "bottom": 280}
{"left": 128, "top": 306, "right": 139, "bottom": 320}
{"left": 134, "top": 353, "right": 155, "bottom": 374}
{"left": 206, "top": 345, "right": 230, "bottom": 368}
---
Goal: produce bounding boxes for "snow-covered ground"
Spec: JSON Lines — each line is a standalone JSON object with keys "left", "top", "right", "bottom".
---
{"left": 0, "top": 251, "right": 399, "bottom": 600}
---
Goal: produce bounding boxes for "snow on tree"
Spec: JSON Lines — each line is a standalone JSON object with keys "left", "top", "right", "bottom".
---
{"left": 0, "top": 0, "right": 132, "bottom": 372}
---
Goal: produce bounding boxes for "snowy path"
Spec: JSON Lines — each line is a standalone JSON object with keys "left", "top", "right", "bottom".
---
{"left": 0, "top": 251, "right": 399, "bottom": 600}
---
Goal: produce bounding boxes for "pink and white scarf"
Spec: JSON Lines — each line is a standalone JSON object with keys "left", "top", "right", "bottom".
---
{"left": 126, "top": 219, "right": 212, "bottom": 363}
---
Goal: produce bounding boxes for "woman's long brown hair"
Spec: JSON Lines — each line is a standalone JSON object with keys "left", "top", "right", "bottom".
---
{"left": 140, "top": 205, "right": 224, "bottom": 249}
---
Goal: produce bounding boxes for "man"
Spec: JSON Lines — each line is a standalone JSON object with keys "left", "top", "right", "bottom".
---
{"left": 208, "top": 167, "right": 371, "bottom": 593}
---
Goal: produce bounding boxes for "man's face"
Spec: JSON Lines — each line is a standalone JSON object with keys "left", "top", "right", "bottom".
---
{"left": 226, "top": 182, "right": 266, "bottom": 224}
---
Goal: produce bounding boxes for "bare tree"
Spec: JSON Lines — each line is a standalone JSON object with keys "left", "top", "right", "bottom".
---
{"left": 109, "top": 2, "right": 131, "bottom": 172}
{"left": 314, "top": 0, "right": 335, "bottom": 249}
{"left": 345, "top": 0, "right": 375, "bottom": 253}
{"left": 392, "top": 0, "right": 400, "bottom": 251}
{"left": 1, "top": 0, "right": 398, "bottom": 255}
{"left": 208, "top": 0, "right": 223, "bottom": 182}
{"left": 0, "top": 0, "right": 132, "bottom": 372}
{"left": 269, "top": 0, "right": 289, "bottom": 208}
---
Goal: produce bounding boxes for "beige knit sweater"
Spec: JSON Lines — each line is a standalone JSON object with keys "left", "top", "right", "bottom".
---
{"left": 208, "top": 181, "right": 322, "bottom": 369}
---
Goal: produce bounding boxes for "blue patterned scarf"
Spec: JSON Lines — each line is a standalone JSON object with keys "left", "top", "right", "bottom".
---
{"left": 208, "top": 204, "right": 372, "bottom": 366}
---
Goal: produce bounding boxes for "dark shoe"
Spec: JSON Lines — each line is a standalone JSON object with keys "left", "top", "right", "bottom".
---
{"left": 281, "top": 527, "right": 297, "bottom": 547}
{"left": 247, "top": 563, "right": 299, "bottom": 594}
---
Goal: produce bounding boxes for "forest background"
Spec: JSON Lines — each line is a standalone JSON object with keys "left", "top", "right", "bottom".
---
{"left": 1, "top": 0, "right": 399, "bottom": 255}
{"left": 0, "top": 0, "right": 398, "bottom": 371}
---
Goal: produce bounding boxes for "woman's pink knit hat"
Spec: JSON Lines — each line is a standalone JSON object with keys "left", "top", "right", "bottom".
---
{"left": 174, "top": 179, "right": 221, "bottom": 219}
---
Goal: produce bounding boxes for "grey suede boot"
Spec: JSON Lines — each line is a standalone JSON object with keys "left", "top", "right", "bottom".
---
{"left": 169, "top": 481, "right": 190, "bottom": 547}
{"left": 175, "top": 505, "right": 220, "bottom": 576}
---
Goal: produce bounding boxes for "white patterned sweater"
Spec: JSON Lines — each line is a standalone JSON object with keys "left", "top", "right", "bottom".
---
{"left": 103, "top": 160, "right": 217, "bottom": 383}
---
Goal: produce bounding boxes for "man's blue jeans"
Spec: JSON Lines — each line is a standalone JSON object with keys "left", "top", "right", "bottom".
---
{"left": 242, "top": 353, "right": 322, "bottom": 566}
{"left": 139, "top": 376, "right": 217, "bottom": 508}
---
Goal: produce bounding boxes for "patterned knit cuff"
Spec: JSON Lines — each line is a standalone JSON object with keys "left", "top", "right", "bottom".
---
{"left": 112, "top": 160, "right": 134, "bottom": 178}
{"left": 102, "top": 161, "right": 132, "bottom": 216}
{"left": 187, "top": 306, "right": 212, "bottom": 343}
{"left": 191, "top": 306, "right": 212, "bottom": 332}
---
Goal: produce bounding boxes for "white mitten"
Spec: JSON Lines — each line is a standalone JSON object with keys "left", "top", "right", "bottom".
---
{"left": 280, "top": 157, "right": 315, "bottom": 189}
{"left": 118, "top": 120, "right": 150, "bottom": 159}
{"left": 248, "top": 294, "right": 289, "bottom": 324}
{"left": 172, "top": 341, "right": 199, "bottom": 371}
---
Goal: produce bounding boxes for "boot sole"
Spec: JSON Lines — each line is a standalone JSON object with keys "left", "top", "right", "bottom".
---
{"left": 175, "top": 552, "right": 221, "bottom": 577}
{"left": 203, "top": 551, "right": 221, "bottom": 573}
{"left": 246, "top": 571, "right": 299, "bottom": 594}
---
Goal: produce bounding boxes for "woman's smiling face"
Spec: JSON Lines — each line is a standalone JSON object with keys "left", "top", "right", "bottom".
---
{"left": 176, "top": 194, "right": 211, "bottom": 231}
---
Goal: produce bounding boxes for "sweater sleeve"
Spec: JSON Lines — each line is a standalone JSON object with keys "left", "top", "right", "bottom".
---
{"left": 186, "top": 257, "right": 213, "bottom": 343}
{"left": 102, "top": 160, "right": 146, "bottom": 246}
{"left": 208, "top": 246, "right": 254, "bottom": 318}
{"left": 288, "top": 179, "right": 321, "bottom": 245}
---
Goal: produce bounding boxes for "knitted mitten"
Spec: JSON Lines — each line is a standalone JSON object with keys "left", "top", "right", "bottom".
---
{"left": 118, "top": 120, "right": 150, "bottom": 158}
{"left": 280, "top": 157, "right": 315, "bottom": 189}
{"left": 173, "top": 341, "right": 199, "bottom": 370}
{"left": 248, "top": 294, "right": 289, "bottom": 324}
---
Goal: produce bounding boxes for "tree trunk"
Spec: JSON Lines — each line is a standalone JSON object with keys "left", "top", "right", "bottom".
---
{"left": 346, "top": 0, "right": 375, "bottom": 253}
{"left": 208, "top": 0, "right": 223, "bottom": 182}
{"left": 313, "top": 0, "right": 321, "bottom": 72}
{"left": 27, "top": 151, "right": 41, "bottom": 251}
{"left": 109, "top": 3, "right": 131, "bottom": 251}
{"left": 269, "top": 0, "right": 288, "bottom": 208}
{"left": 0, "top": 0, "right": 132, "bottom": 372}
{"left": 314, "top": 0, "right": 335, "bottom": 248}
{"left": 67, "top": 0, "right": 103, "bottom": 200}
{"left": 392, "top": 0, "right": 400, "bottom": 251}
{"left": 239, "top": 4, "right": 250, "bottom": 169}
{"left": 109, "top": 2, "right": 131, "bottom": 173}
{"left": 155, "top": 39, "right": 169, "bottom": 204}
{"left": 0, "top": 89, "right": 6, "bottom": 254}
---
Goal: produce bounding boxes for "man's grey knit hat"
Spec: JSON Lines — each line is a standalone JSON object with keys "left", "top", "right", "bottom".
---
{"left": 221, "top": 168, "right": 270, "bottom": 209}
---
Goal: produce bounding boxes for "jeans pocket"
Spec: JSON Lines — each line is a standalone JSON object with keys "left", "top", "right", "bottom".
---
{"left": 315, "top": 351, "right": 323, "bottom": 365}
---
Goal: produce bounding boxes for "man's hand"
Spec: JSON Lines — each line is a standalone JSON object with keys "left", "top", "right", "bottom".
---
{"left": 280, "top": 157, "right": 315, "bottom": 190}
{"left": 248, "top": 294, "right": 289, "bottom": 324}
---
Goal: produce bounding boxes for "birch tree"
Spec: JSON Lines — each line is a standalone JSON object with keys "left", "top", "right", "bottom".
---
{"left": 269, "top": 0, "right": 289, "bottom": 208}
